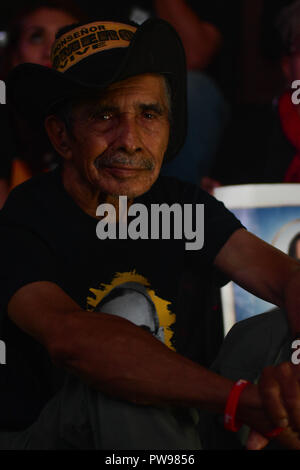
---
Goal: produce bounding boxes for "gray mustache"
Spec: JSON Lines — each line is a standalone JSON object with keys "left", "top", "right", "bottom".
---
{"left": 95, "top": 153, "right": 154, "bottom": 171}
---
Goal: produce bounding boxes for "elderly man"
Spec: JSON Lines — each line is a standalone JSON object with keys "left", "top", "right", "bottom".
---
{"left": 1, "top": 18, "right": 300, "bottom": 450}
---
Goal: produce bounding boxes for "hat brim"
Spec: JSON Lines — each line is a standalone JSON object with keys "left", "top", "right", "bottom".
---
{"left": 6, "top": 19, "right": 187, "bottom": 161}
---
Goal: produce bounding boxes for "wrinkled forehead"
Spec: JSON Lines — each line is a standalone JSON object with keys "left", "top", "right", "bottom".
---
{"left": 100, "top": 73, "right": 170, "bottom": 104}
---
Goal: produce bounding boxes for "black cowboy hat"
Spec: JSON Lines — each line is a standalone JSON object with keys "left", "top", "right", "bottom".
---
{"left": 6, "top": 18, "right": 187, "bottom": 161}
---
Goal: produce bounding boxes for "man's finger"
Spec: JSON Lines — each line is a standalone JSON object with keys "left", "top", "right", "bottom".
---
{"left": 258, "top": 366, "right": 289, "bottom": 429}
{"left": 275, "top": 365, "right": 300, "bottom": 431}
{"left": 246, "top": 430, "right": 269, "bottom": 450}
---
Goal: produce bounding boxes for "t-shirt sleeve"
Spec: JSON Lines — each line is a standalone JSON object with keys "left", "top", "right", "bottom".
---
{"left": 148, "top": 176, "right": 245, "bottom": 268}
{"left": 182, "top": 184, "right": 245, "bottom": 269}
{"left": 0, "top": 224, "right": 58, "bottom": 312}
{"left": 203, "top": 190, "right": 244, "bottom": 264}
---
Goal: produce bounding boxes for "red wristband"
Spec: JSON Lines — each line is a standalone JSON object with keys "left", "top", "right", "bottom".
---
{"left": 224, "top": 379, "right": 251, "bottom": 432}
{"left": 264, "top": 427, "right": 284, "bottom": 439}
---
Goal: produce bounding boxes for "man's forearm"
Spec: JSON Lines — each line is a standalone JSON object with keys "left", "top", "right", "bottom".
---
{"left": 215, "top": 230, "right": 300, "bottom": 335}
{"left": 50, "top": 308, "right": 272, "bottom": 433}
{"left": 52, "top": 309, "right": 232, "bottom": 408}
{"left": 8, "top": 282, "right": 242, "bottom": 413}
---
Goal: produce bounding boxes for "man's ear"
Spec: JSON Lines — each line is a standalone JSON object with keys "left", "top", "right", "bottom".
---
{"left": 44, "top": 115, "right": 72, "bottom": 160}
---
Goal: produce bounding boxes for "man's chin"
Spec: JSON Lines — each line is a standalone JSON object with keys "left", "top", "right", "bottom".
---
{"left": 97, "top": 175, "right": 158, "bottom": 199}
{"left": 106, "top": 186, "right": 151, "bottom": 200}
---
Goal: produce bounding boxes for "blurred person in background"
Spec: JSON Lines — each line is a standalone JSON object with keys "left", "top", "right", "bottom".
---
{"left": 155, "top": 0, "right": 231, "bottom": 187}
{"left": 1, "top": 0, "right": 83, "bottom": 74}
{"left": 0, "top": 0, "right": 85, "bottom": 208}
{"left": 206, "top": 0, "right": 300, "bottom": 191}
{"left": 264, "top": 0, "right": 300, "bottom": 183}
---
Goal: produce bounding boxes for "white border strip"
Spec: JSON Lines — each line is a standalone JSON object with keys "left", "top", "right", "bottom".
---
{"left": 214, "top": 184, "right": 300, "bottom": 209}
{"left": 221, "top": 283, "right": 236, "bottom": 336}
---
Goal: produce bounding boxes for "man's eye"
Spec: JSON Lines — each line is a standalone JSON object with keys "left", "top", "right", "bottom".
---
{"left": 144, "top": 112, "right": 154, "bottom": 119}
{"left": 143, "top": 112, "right": 155, "bottom": 120}
{"left": 29, "top": 30, "right": 44, "bottom": 44}
{"left": 92, "top": 112, "right": 113, "bottom": 121}
{"left": 101, "top": 113, "right": 112, "bottom": 120}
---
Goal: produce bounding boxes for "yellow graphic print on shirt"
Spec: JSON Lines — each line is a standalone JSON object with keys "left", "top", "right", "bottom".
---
{"left": 86, "top": 271, "right": 175, "bottom": 350}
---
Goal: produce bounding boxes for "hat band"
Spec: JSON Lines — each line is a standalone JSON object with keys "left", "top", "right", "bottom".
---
{"left": 51, "top": 21, "right": 137, "bottom": 73}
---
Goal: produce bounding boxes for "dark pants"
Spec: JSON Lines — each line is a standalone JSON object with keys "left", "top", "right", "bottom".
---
{"left": 0, "top": 375, "right": 202, "bottom": 450}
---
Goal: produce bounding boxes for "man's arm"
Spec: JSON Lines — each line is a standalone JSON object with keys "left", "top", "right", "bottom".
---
{"left": 8, "top": 279, "right": 300, "bottom": 448}
{"left": 214, "top": 227, "right": 300, "bottom": 448}
{"left": 154, "top": 0, "right": 222, "bottom": 69}
{"left": 214, "top": 228, "right": 300, "bottom": 335}
{"left": 8, "top": 280, "right": 272, "bottom": 432}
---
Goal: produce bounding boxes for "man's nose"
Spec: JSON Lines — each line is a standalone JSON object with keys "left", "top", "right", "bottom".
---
{"left": 42, "top": 46, "right": 52, "bottom": 64}
{"left": 43, "top": 35, "right": 54, "bottom": 61}
{"left": 115, "top": 114, "right": 143, "bottom": 154}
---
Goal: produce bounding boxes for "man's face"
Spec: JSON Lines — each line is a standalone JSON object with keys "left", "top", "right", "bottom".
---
{"left": 62, "top": 73, "right": 170, "bottom": 200}
{"left": 12, "top": 7, "right": 78, "bottom": 68}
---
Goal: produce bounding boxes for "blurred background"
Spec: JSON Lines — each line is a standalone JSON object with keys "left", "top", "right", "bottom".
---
{"left": 0, "top": 0, "right": 299, "bottom": 201}
{"left": 0, "top": 0, "right": 293, "bottom": 105}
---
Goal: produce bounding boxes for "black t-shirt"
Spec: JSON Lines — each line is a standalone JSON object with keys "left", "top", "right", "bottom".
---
{"left": 0, "top": 168, "right": 243, "bottom": 429}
